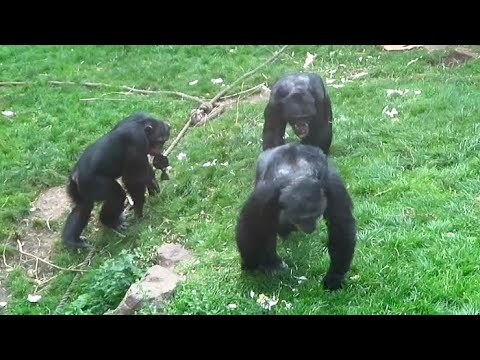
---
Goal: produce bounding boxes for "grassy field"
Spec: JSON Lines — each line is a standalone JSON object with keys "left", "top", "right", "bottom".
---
{"left": 0, "top": 45, "right": 479, "bottom": 315}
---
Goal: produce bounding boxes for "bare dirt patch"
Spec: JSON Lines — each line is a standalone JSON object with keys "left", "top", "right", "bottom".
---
{"left": 440, "top": 47, "right": 478, "bottom": 67}
{"left": 20, "top": 185, "right": 71, "bottom": 273}
{"left": 382, "top": 45, "right": 478, "bottom": 68}
{"left": 0, "top": 185, "right": 72, "bottom": 308}
{"left": 29, "top": 186, "right": 71, "bottom": 222}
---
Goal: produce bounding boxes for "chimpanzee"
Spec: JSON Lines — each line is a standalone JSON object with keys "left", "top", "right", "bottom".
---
{"left": 113, "top": 112, "right": 171, "bottom": 183}
{"left": 62, "top": 112, "right": 171, "bottom": 249}
{"left": 262, "top": 72, "right": 333, "bottom": 155}
{"left": 235, "top": 143, "right": 356, "bottom": 290}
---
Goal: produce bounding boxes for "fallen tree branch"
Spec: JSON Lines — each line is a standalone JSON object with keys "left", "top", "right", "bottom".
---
{"left": 0, "top": 79, "right": 204, "bottom": 104}
{"left": 16, "top": 240, "right": 85, "bottom": 273}
{"left": 189, "top": 46, "right": 288, "bottom": 126}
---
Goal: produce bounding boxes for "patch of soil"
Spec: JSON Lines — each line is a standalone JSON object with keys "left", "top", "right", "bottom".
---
{"left": 382, "top": 45, "right": 478, "bottom": 68}
{"left": 440, "top": 47, "right": 478, "bottom": 67}
{"left": 422, "top": 45, "right": 450, "bottom": 51}
{"left": 29, "top": 186, "right": 71, "bottom": 222}
{"left": 0, "top": 185, "right": 72, "bottom": 306}
{"left": 20, "top": 185, "right": 72, "bottom": 273}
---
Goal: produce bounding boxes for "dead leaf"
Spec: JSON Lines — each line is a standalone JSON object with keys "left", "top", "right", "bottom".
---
{"left": 27, "top": 294, "right": 41, "bottom": 303}
{"left": 303, "top": 52, "right": 316, "bottom": 69}
{"left": 382, "top": 45, "right": 423, "bottom": 51}
{"left": 294, "top": 275, "right": 307, "bottom": 284}
{"left": 202, "top": 159, "right": 218, "bottom": 167}
{"left": 383, "top": 106, "right": 399, "bottom": 118}
{"left": 1, "top": 110, "right": 15, "bottom": 118}
{"left": 188, "top": 80, "right": 198, "bottom": 86}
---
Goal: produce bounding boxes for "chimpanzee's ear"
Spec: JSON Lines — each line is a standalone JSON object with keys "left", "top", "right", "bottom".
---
{"left": 145, "top": 124, "right": 153, "bottom": 134}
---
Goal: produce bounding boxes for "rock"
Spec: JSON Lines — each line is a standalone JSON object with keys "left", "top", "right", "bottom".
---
{"left": 156, "top": 243, "right": 192, "bottom": 268}
{"left": 108, "top": 265, "right": 181, "bottom": 315}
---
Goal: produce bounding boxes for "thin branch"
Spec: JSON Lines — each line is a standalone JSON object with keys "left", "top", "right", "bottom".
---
{"left": 0, "top": 81, "right": 27, "bottom": 86}
{"left": 374, "top": 188, "right": 393, "bottom": 197}
{"left": 48, "top": 80, "right": 75, "bottom": 86}
{"left": 16, "top": 240, "right": 85, "bottom": 273}
{"left": 111, "top": 229, "right": 126, "bottom": 238}
{"left": 2, "top": 244, "right": 12, "bottom": 269}
{"left": 34, "top": 257, "right": 39, "bottom": 281}
{"left": 34, "top": 274, "right": 59, "bottom": 293}
{"left": 82, "top": 81, "right": 113, "bottom": 88}
{"left": 219, "top": 83, "right": 267, "bottom": 100}
{"left": 1, "top": 79, "right": 204, "bottom": 103}
{"left": 210, "top": 45, "right": 289, "bottom": 104}
{"left": 164, "top": 118, "right": 193, "bottom": 156}
{"left": 120, "top": 85, "right": 205, "bottom": 103}
{"left": 80, "top": 98, "right": 128, "bottom": 102}
{"left": 235, "top": 82, "right": 243, "bottom": 124}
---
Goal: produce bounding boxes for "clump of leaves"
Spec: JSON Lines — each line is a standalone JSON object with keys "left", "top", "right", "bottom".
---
{"left": 62, "top": 250, "right": 144, "bottom": 315}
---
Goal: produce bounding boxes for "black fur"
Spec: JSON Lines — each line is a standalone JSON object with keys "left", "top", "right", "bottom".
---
{"left": 262, "top": 72, "right": 333, "bottom": 155}
{"left": 114, "top": 112, "right": 171, "bottom": 186}
{"left": 62, "top": 112, "right": 170, "bottom": 249}
{"left": 235, "top": 143, "right": 356, "bottom": 290}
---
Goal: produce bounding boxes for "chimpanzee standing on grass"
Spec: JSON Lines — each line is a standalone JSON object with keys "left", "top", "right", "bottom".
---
{"left": 235, "top": 143, "right": 356, "bottom": 290}
{"left": 262, "top": 72, "right": 333, "bottom": 155}
{"left": 62, "top": 112, "right": 171, "bottom": 249}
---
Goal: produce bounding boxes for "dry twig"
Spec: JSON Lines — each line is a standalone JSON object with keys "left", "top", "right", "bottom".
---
{"left": 2, "top": 244, "right": 12, "bottom": 269}
{"left": 219, "top": 83, "right": 267, "bottom": 100}
{"left": 16, "top": 240, "right": 85, "bottom": 273}
{"left": 210, "top": 45, "right": 288, "bottom": 104}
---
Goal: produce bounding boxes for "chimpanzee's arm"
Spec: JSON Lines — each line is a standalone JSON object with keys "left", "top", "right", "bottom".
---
{"left": 262, "top": 104, "right": 287, "bottom": 151}
{"left": 323, "top": 168, "right": 357, "bottom": 290}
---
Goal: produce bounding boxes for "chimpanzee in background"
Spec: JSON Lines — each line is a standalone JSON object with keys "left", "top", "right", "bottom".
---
{"left": 235, "top": 143, "right": 356, "bottom": 290}
{"left": 62, "top": 112, "right": 171, "bottom": 249}
{"left": 262, "top": 72, "right": 333, "bottom": 155}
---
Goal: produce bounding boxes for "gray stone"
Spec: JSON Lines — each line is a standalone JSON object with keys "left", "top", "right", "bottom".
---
{"left": 108, "top": 265, "right": 181, "bottom": 315}
{"left": 156, "top": 243, "right": 192, "bottom": 268}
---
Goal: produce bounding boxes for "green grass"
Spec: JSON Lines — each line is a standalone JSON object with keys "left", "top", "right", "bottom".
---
{"left": 1, "top": 45, "right": 479, "bottom": 315}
